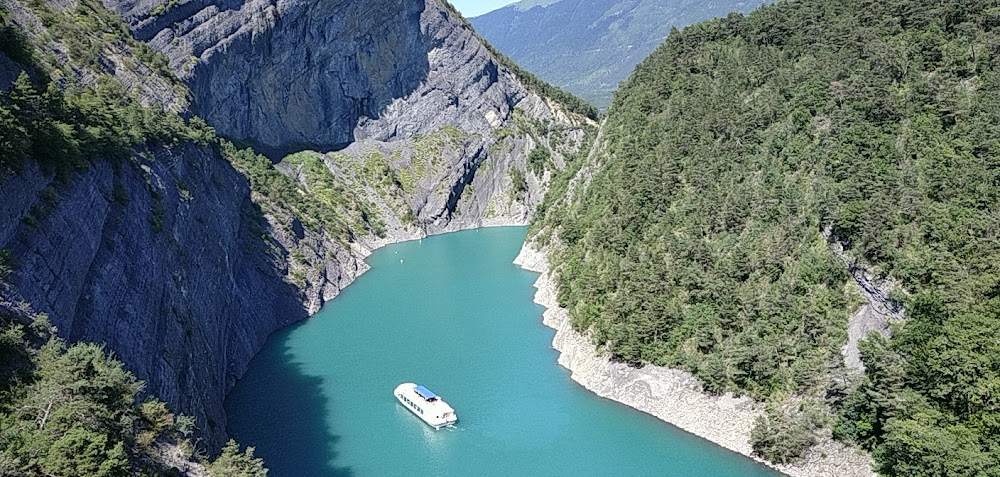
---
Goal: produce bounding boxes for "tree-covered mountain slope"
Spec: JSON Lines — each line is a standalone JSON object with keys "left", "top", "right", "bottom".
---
{"left": 535, "top": 0, "right": 1000, "bottom": 472}
{"left": 471, "top": 0, "right": 769, "bottom": 109}
{"left": 0, "top": 309, "right": 268, "bottom": 476}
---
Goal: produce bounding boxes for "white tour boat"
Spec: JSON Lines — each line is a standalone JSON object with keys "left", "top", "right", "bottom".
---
{"left": 394, "top": 383, "right": 457, "bottom": 429}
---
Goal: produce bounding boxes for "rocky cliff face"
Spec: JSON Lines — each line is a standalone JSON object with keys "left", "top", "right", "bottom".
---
{"left": 102, "top": 0, "right": 591, "bottom": 235}
{"left": 1, "top": 0, "right": 591, "bottom": 453}
{"left": 106, "top": 0, "right": 540, "bottom": 154}
{"left": 0, "top": 143, "right": 364, "bottom": 448}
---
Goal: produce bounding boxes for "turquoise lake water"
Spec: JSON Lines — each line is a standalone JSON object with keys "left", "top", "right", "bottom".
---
{"left": 225, "top": 227, "right": 781, "bottom": 476}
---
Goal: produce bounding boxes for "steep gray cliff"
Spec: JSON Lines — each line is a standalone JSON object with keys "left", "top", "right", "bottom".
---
{"left": 106, "top": 0, "right": 540, "bottom": 155}
{"left": 0, "top": 144, "right": 362, "bottom": 448}
{"left": 1, "top": 0, "right": 593, "bottom": 454}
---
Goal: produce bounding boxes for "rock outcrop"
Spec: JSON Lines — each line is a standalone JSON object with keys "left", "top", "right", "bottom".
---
{"left": 824, "top": 228, "right": 906, "bottom": 373}
{"left": 102, "top": 0, "right": 593, "bottom": 235}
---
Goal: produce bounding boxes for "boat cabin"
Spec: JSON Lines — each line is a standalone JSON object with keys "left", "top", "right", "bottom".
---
{"left": 414, "top": 385, "right": 439, "bottom": 402}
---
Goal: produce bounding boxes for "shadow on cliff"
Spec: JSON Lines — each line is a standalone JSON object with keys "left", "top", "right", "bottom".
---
{"left": 224, "top": 326, "right": 352, "bottom": 477}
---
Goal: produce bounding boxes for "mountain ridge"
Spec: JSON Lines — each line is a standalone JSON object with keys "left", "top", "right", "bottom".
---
{"left": 471, "top": 0, "right": 769, "bottom": 108}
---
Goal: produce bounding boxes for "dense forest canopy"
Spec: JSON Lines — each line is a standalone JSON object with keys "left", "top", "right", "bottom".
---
{"left": 0, "top": 312, "right": 268, "bottom": 476}
{"left": 538, "top": 0, "right": 1000, "bottom": 472}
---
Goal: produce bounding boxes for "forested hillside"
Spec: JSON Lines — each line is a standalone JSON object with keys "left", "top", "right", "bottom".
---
{"left": 0, "top": 311, "right": 267, "bottom": 476}
{"left": 537, "top": 0, "right": 1000, "bottom": 473}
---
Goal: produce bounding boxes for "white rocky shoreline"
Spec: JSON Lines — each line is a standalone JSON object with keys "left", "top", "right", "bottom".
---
{"left": 513, "top": 241, "right": 877, "bottom": 477}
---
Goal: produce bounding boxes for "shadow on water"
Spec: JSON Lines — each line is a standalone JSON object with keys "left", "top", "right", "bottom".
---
{"left": 225, "top": 325, "right": 352, "bottom": 477}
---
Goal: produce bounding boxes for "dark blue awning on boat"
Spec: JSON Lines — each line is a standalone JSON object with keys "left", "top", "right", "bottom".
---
{"left": 414, "top": 385, "right": 437, "bottom": 400}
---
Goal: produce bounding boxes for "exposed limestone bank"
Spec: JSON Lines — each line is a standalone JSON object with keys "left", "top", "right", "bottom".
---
{"left": 513, "top": 241, "right": 876, "bottom": 477}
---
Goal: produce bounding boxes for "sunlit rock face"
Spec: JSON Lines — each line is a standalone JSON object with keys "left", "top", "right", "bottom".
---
{"left": 107, "top": 0, "right": 540, "bottom": 153}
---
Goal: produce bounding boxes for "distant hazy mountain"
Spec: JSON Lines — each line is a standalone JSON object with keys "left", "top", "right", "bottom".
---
{"left": 471, "top": 0, "right": 769, "bottom": 108}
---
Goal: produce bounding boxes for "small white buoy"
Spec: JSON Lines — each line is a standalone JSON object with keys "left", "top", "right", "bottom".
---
{"left": 400, "top": 259, "right": 404, "bottom": 263}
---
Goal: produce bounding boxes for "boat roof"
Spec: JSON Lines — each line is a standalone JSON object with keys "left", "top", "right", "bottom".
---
{"left": 414, "top": 385, "right": 438, "bottom": 400}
